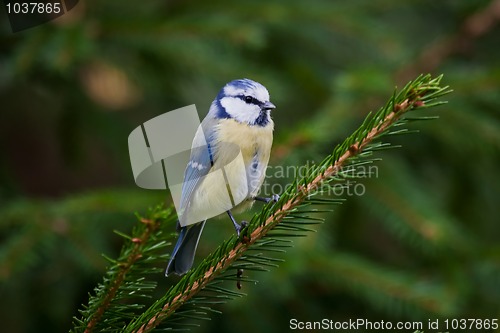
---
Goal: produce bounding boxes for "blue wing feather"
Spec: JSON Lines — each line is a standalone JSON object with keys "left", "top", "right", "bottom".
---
{"left": 179, "top": 119, "right": 217, "bottom": 211}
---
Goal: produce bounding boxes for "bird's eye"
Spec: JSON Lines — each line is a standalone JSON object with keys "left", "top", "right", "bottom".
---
{"left": 244, "top": 96, "right": 253, "bottom": 103}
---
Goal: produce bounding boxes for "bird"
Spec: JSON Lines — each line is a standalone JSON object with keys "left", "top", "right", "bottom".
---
{"left": 166, "top": 78, "right": 277, "bottom": 276}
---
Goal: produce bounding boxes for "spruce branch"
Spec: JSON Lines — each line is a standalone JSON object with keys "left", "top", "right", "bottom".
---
{"left": 72, "top": 207, "right": 176, "bottom": 333}
{"left": 124, "top": 74, "right": 451, "bottom": 332}
{"left": 83, "top": 218, "right": 156, "bottom": 332}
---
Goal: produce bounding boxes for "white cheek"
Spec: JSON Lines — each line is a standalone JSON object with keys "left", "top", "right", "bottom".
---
{"left": 221, "top": 97, "right": 260, "bottom": 124}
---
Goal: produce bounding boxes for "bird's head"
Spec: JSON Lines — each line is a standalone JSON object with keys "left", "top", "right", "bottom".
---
{"left": 213, "top": 78, "right": 275, "bottom": 126}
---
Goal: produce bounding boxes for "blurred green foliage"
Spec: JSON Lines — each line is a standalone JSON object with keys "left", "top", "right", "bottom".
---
{"left": 0, "top": 0, "right": 499, "bottom": 332}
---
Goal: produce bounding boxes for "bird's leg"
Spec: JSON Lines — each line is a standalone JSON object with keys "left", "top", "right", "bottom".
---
{"left": 253, "top": 194, "right": 280, "bottom": 204}
{"left": 227, "top": 210, "right": 247, "bottom": 237}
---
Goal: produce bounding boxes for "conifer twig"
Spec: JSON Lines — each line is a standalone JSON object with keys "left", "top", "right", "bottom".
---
{"left": 133, "top": 74, "right": 451, "bottom": 332}
{"left": 84, "top": 216, "right": 161, "bottom": 333}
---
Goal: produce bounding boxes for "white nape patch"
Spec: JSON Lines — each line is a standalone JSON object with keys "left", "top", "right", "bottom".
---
{"left": 220, "top": 96, "right": 262, "bottom": 124}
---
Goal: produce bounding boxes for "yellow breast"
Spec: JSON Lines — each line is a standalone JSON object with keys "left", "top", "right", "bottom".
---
{"left": 214, "top": 118, "right": 274, "bottom": 166}
{"left": 189, "top": 118, "right": 274, "bottom": 219}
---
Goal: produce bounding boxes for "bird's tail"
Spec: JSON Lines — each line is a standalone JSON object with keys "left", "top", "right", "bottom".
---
{"left": 165, "top": 221, "right": 206, "bottom": 276}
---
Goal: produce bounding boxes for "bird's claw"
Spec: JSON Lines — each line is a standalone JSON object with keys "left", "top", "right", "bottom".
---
{"left": 236, "top": 220, "right": 248, "bottom": 237}
{"left": 254, "top": 194, "right": 280, "bottom": 204}
{"left": 270, "top": 194, "right": 280, "bottom": 203}
{"left": 237, "top": 221, "right": 251, "bottom": 244}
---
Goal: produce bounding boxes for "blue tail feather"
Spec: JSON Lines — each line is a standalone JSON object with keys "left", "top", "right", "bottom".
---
{"left": 165, "top": 221, "right": 206, "bottom": 276}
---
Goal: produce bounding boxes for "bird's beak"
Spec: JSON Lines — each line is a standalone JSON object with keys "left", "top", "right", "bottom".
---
{"left": 261, "top": 101, "right": 276, "bottom": 111}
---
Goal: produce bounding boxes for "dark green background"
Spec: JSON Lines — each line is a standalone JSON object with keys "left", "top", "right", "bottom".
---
{"left": 1, "top": 0, "right": 499, "bottom": 332}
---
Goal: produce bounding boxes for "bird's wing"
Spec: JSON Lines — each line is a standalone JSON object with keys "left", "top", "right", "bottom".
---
{"left": 179, "top": 118, "right": 217, "bottom": 211}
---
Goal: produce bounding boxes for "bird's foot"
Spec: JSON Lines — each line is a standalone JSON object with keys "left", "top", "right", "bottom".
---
{"left": 254, "top": 194, "right": 280, "bottom": 204}
{"left": 236, "top": 220, "right": 248, "bottom": 237}
{"left": 228, "top": 210, "right": 249, "bottom": 239}
{"left": 238, "top": 221, "right": 251, "bottom": 244}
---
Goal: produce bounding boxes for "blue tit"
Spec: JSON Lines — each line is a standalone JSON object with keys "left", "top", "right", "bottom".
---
{"left": 166, "top": 78, "right": 276, "bottom": 276}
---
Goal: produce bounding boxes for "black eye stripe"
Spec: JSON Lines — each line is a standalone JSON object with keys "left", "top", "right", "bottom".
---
{"left": 239, "top": 95, "right": 262, "bottom": 106}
